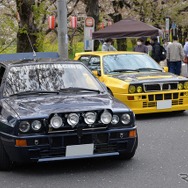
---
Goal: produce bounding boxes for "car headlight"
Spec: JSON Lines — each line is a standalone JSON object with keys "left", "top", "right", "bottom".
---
{"left": 67, "top": 113, "right": 79, "bottom": 128}
{"left": 184, "top": 82, "right": 188, "bottom": 90}
{"left": 129, "top": 85, "right": 136, "bottom": 94}
{"left": 111, "top": 115, "right": 119, "bottom": 125}
{"left": 31, "top": 120, "right": 42, "bottom": 131}
{"left": 19, "top": 121, "right": 30, "bottom": 133}
{"left": 137, "top": 86, "right": 143, "bottom": 93}
{"left": 50, "top": 115, "right": 63, "bottom": 129}
{"left": 178, "top": 83, "right": 183, "bottom": 90}
{"left": 121, "top": 114, "right": 131, "bottom": 125}
{"left": 84, "top": 112, "right": 96, "bottom": 125}
{"left": 100, "top": 110, "right": 112, "bottom": 124}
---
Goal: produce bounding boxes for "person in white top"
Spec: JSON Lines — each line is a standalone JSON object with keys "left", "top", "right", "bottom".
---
{"left": 167, "top": 36, "right": 184, "bottom": 75}
{"left": 184, "top": 38, "right": 188, "bottom": 57}
{"left": 102, "top": 38, "right": 117, "bottom": 51}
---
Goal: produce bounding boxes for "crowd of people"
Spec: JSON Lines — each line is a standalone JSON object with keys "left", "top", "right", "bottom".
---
{"left": 101, "top": 36, "right": 188, "bottom": 76}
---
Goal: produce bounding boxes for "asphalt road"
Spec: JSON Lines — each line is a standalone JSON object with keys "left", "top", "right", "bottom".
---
{"left": 1, "top": 111, "right": 188, "bottom": 188}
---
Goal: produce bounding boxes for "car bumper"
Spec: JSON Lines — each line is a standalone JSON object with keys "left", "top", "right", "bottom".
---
{"left": 115, "top": 91, "right": 188, "bottom": 114}
{"left": 1, "top": 127, "right": 137, "bottom": 163}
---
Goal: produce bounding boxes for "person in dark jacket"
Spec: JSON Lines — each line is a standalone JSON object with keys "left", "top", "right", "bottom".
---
{"left": 133, "top": 38, "right": 148, "bottom": 54}
{"left": 150, "top": 36, "right": 161, "bottom": 63}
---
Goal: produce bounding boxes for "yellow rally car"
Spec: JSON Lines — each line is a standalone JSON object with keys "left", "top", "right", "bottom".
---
{"left": 74, "top": 51, "right": 188, "bottom": 114}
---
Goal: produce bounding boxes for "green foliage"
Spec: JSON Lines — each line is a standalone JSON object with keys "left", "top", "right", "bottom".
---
{"left": 1, "top": 0, "right": 188, "bottom": 54}
{"left": 35, "top": 32, "right": 46, "bottom": 51}
{"left": 69, "top": 41, "right": 84, "bottom": 59}
{"left": 32, "top": 1, "right": 49, "bottom": 26}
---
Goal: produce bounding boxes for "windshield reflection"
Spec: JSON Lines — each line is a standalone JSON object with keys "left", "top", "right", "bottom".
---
{"left": 4, "top": 63, "right": 103, "bottom": 97}
{"left": 103, "top": 54, "right": 163, "bottom": 74}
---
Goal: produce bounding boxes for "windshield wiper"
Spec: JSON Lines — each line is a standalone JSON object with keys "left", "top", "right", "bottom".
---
{"left": 9, "top": 90, "right": 59, "bottom": 96}
{"left": 136, "top": 68, "right": 162, "bottom": 72}
{"left": 109, "top": 69, "right": 139, "bottom": 73}
{"left": 58, "top": 87, "right": 102, "bottom": 93}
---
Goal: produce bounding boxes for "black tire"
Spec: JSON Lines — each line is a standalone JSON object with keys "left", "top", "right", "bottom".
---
{"left": 174, "top": 110, "right": 185, "bottom": 113}
{"left": 0, "top": 140, "right": 12, "bottom": 171}
{"left": 119, "top": 137, "right": 138, "bottom": 160}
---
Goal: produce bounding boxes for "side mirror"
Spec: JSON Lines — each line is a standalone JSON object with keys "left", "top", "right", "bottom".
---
{"left": 92, "top": 70, "right": 101, "bottom": 76}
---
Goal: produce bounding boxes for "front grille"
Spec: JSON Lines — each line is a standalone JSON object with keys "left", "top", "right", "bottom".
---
{"left": 31, "top": 133, "right": 118, "bottom": 158}
{"left": 148, "top": 93, "right": 179, "bottom": 101}
{"left": 40, "top": 148, "right": 65, "bottom": 158}
{"left": 143, "top": 99, "right": 183, "bottom": 108}
{"left": 156, "top": 94, "right": 163, "bottom": 100}
{"left": 144, "top": 82, "right": 178, "bottom": 92}
{"left": 95, "top": 144, "right": 117, "bottom": 153}
{"left": 145, "top": 84, "right": 160, "bottom": 91}
{"left": 38, "top": 143, "right": 119, "bottom": 158}
{"left": 49, "top": 133, "right": 109, "bottom": 148}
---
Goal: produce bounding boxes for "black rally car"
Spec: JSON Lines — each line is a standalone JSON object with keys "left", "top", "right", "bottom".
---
{"left": 0, "top": 58, "right": 138, "bottom": 170}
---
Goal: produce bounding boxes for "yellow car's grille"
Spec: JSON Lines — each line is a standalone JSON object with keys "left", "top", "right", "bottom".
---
{"left": 143, "top": 99, "right": 183, "bottom": 108}
{"left": 144, "top": 82, "right": 178, "bottom": 92}
{"left": 148, "top": 93, "right": 179, "bottom": 101}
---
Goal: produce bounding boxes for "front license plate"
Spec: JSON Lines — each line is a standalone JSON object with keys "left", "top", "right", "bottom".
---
{"left": 157, "top": 100, "right": 172, "bottom": 109}
{"left": 66, "top": 143, "right": 94, "bottom": 157}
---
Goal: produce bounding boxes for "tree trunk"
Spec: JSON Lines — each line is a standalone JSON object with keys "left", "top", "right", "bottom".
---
{"left": 16, "top": 0, "right": 38, "bottom": 52}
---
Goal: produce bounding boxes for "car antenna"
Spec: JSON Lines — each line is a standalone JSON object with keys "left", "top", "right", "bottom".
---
{"left": 26, "top": 32, "right": 37, "bottom": 60}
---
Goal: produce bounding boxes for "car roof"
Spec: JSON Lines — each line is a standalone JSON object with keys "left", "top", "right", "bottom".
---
{"left": 75, "top": 51, "right": 144, "bottom": 57}
{"left": 0, "top": 53, "right": 80, "bottom": 67}
{"left": 0, "top": 58, "right": 81, "bottom": 68}
{"left": 0, "top": 52, "right": 59, "bottom": 62}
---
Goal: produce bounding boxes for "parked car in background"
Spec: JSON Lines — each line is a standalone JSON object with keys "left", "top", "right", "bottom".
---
{"left": 75, "top": 51, "right": 188, "bottom": 114}
{"left": 0, "top": 56, "right": 137, "bottom": 170}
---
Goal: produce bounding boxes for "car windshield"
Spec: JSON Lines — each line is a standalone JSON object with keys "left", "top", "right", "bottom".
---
{"left": 3, "top": 63, "right": 103, "bottom": 97}
{"left": 103, "top": 54, "right": 163, "bottom": 74}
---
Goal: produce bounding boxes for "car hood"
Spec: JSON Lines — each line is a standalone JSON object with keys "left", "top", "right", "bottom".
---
{"left": 110, "top": 72, "right": 187, "bottom": 83}
{"left": 4, "top": 94, "right": 126, "bottom": 119}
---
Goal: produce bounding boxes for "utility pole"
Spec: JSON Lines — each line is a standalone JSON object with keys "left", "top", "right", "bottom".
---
{"left": 57, "top": 0, "right": 68, "bottom": 59}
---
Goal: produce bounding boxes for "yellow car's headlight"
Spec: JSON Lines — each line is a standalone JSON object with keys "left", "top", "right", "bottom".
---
{"left": 129, "top": 85, "right": 136, "bottom": 94}
{"left": 184, "top": 82, "right": 188, "bottom": 90}
{"left": 137, "top": 86, "right": 143, "bottom": 93}
{"left": 178, "top": 83, "right": 183, "bottom": 90}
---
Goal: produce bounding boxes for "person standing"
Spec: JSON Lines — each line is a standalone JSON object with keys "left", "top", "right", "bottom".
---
{"left": 167, "top": 36, "right": 184, "bottom": 75}
{"left": 133, "top": 38, "right": 148, "bottom": 54}
{"left": 150, "top": 36, "right": 161, "bottom": 64}
{"left": 145, "top": 40, "right": 152, "bottom": 55}
{"left": 102, "top": 38, "right": 117, "bottom": 51}
{"left": 183, "top": 38, "right": 188, "bottom": 75}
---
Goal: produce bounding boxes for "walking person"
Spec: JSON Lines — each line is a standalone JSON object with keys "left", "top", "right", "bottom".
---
{"left": 183, "top": 38, "right": 188, "bottom": 76}
{"left": 150, "top": 36, "right": 161, "bottom": 64}
{"left": 133, "top": 38, "right": 148, "bottom": 54}
{"left": 167, "top": 36, "right": 184, "bottom": 75}
{"left": 102, "top": 38, "right": 117, "bottom": 51}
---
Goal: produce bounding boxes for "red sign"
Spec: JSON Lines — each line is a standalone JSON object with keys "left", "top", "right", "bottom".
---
{"left": 70, "top": 16, "right": 77, "bottom": 29}
{"left": 48, "top": 16, "right": 55, "bottom": 30}
{"left": 85, "top": 17, "right": 94, "bottom": 27}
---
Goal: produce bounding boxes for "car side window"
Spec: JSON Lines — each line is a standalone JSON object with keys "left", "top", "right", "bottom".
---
{"left": 88, "top": 56, "right": 100, "bottom": 71}
{"left": 0, "top": 66, "right": 5, "bottom": 86}
{"left": 79, "top": 56, "right": 91, "bottom": 66}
